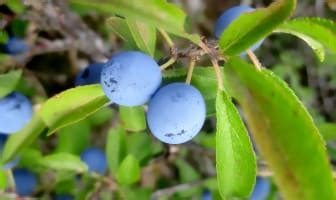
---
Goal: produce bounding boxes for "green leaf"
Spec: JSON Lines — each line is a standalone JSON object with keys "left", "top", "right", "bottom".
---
{"left": 219, "top": 0, "right": 296, "bottom": 56}
{"left": 215, "top": 90, "right": 256, "bottom": 198}
{"left": 107, "top": 17, "right": 156, "bottom": 56}
{"left": 275, "top": 17, "right": 336, "bottom": 61}
{"left": 40, "top": 84, "right": 109, "bottom": 134}
{"left": 106, "top": 126, "right": 127, "bottom": 174}
{"left": 38, "top": 153, "right": 87, "bottom": 173}
{"left": 88, "top": 107, "right": 114, "bottom": 126}
{"left": 318, "top": 123, "right": 336, "bottom": 141}
{"left": 116, "top": 155, "right": 140, "bottom": 185}
{"left": 55, "top": 120, "right": 91, "bottom": 155}
{"left": 223, "top": 57, "right": 336, "bottom": 200}
{"left": 2, "top": 114, "right": 46, "bottom": 163}
{"left": 18, "top": 148, "right": 43, "bottom": 171}
{"left": 6, "top": 0, "right": 25, "bottom": 14}
{"left": 0, "top": 31, "right": 8, "bottom": 43}
{"left": 127, "top": 132, "right": 152, "bottom": 164}
{"left": 69, "top": 0, "right": 200, "bottom": 43}
{"left": 119, "top": 106, "right": 146, "bottom": 132}
{"left": 0, "top": 170, "right": 7, "bottom": 190}
{"left": 0, "top": 70, "right": 22, "bottom": 98}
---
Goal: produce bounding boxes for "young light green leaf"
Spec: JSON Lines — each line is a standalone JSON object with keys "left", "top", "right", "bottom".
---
{"left": 106, "top": 126, "right": 127, "bottom": 174}
{"left": 38, "top": 153, "right": 87, "bottom": 173}
{"left": 216, "top": 89, "right": 256, "bottom": 198}
{"left": 2, "top": 114, "right": 46, "bottom": 163}
{"left": 219, "top": 0, "right": 296, "bottom": 56}
{"left": 0, "top": 70, "right": 22, "bottom": 98}
{"left": 70, "top": 0, "right": 200, "bottom": 43}
{"left": 223, "top": 57, "right": 336, "bottom": 200}
{"left": 275, "top": 17, "right": 336, "bottom": 61}
{"left": 116, "top": 155, "right": 140, "bottom": 185}
{"left": 107, "top": 17, "right": 157, "bottom": 56}
{"left": 119, "top": 106, "right": 146, "bottom": 132}
{"left": 40, "top": 84, "right": 109, "bottom": 134}
{"left": 55, "top": 120, "right": 91, "bottom": 155}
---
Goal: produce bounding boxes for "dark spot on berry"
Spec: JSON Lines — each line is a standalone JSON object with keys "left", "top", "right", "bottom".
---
{"left": 165, "top": 133, "right": 175, "bottom": 137}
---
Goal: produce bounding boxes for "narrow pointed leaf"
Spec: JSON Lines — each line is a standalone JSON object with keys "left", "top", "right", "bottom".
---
{"left": 219, "top": 0, "right": 296, "bottom": 56}
{"left": 106, "top": 126, "right": 127, "bottom": 174}
{"left": 40, "top": 84, "right": 109, "bottom": 134}
{"left": 216, "top": 89, "right": 256, "bottom": 198}
{"left": 223, "top": 57, "right": 336, "bottom": 200}
{"left": 38, "top": 153, "right": 87, "bottom": 173}
{"left": 107, "top": 17, "right": 156, "bottom": 56}
{"left": 275, "top": 17, "right": 336, "bottom": 61}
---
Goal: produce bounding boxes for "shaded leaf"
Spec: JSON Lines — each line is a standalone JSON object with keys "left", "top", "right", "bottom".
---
{"left": 223, "top": 57, "right": 336, "bottom": 200}
{"left": 318, "top": 123, "right": 336, "bottom": 141}
{"left": 38, "top": 153, "right": 87, "bottom": 173}
{"left": 106, "top": 126, "right": 127, "bottom": 174}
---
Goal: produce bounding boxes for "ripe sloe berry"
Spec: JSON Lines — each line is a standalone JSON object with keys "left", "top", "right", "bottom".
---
{"left": 147, "top": 83, "right": 206, "bottom": 144}
{"left": 13, "top": 168, "right": 37, "bottom": 196}
{"left": 214, "top": 6, "right": 262, "bottom": 52}
{"left": 101, "top": 51, "right": 162, "bottom": 106}
{"left": 75, "top": 63, "right": 104, "bottom": 86}
{"left": 250, "top": 177, "right": 270, "bottom": 200}
{"left": 80, "top": 147, "right": 107, "bottom": 175}
{"left": 4, "top": 37, "right": 29, "bottom": 55}
{"left": 0, "top": 92, "right": 33, "bottom": 134}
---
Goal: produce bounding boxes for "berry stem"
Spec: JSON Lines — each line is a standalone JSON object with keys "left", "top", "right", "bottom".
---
{"left": 159, "top": 29, "right": 174, "bottom": 48}
{"left": 186, "top": 57, "right": 196, "bottom": 84}
{"left": 6, "top": 170, "right": 15, "bottom": 192}
{"left": 160, "top": 56, "right": 177, "bottom": 71}
{"left": 159, "top": 29, "right": 178, "bottom": 70}
{"left": 198, "top": 41, "right": 224, "bottom": 90}
{"left": 247, "top": 49, "right": 262, "bottom": 71}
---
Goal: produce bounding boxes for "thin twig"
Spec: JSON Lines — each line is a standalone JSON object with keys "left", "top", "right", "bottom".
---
{"left": 247, "top": 50, "right": 262, "bottom": 71}
{"left": 151, "top": 179, "right": 206, "bottom": 199}
{"left": 198, "top": 41, "right": 224, "bottom": 90}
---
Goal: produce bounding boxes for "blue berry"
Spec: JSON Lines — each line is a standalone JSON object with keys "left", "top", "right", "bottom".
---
{"left": 250, "top": 177, "right": 270, "bottom": 200}
{"left": 100, "top": 51, "right": 162, "bottom": 106}
{"left": 54, "top": 194, "right": 73, "bottom": 200}
{"left": 147, "top": 83, "right": 206, "bottom": 144}
{"left": 4, "top": 37, "right": 29, "bottom": 55}
{"left": 75, "top": 63, "right": 104, "bottom": 86}
{"left": 80, "top": 147, "right": 107, "bottom": 175}
{"left": 13, "top": 168, "right": 37, "bottom": 196}
{"left": 0, "top": 92, "right": 33, "bottom": 134}
{"left": 0, "top": 134, "right": 19, "bottom": 169}
{"left": 202, "top": 190, "right": 212, "bottom": 200}
{"left": 214, "top": 6, "right": 262, "bottom": 52}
